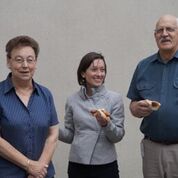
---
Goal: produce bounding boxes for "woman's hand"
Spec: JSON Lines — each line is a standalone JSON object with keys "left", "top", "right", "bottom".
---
{"left": 27, "top": 175, "right": 45, "bottom": 178}
{"left": 26, "top": 160, "right": 48, "bottom": 178}
{"left": 91, "top": 109, "right": 110, "bottom": 127}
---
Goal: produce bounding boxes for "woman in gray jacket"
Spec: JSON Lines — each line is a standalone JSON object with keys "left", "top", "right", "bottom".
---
{"left": 58, "top": 52, "right": 125, "bottom": 178}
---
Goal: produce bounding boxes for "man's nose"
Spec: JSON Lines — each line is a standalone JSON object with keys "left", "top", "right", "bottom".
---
{"left": 162, "top": 28, "right": 169, "bottom": 36}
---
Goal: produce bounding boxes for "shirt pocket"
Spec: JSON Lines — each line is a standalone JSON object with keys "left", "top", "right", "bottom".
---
{"left": 173, "top": 78, "right": 178, "bottom": 89}
{"left": 173, "top": 79, "right": 178, "bottom": 101}
{"left": 136, "top": 82, "right": 154, "bottom": 99}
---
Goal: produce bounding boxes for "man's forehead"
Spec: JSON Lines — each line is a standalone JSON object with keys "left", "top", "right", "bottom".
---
{"left": 156, "top": 15, "right": 177, "bottom": 28}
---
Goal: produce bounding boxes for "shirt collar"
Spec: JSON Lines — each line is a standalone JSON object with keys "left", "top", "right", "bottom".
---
{"left": 152, "top": 50, "right": 178, "bottom": 63}
{"left": 174, "top": 50, "right": 178, "bottom": 59}
{"left": 4, "top": 73, "right": 39, "bottom": 95}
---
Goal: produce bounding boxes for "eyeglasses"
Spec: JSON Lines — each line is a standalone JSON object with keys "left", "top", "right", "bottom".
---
{"left": 155, "top": 27, "right": 177, "bottom": 34}
{"left": 11, "top": 57, "right": 36, "bottom": 64}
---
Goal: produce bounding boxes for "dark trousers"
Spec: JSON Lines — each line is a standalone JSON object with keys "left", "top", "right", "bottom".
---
{"left": 68, "top": 161, "right": 120, "bottom": 178}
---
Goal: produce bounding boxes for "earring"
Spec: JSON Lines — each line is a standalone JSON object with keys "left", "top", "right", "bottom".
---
{"left": 82, "top": 77, "right": 85, "bottom": 84}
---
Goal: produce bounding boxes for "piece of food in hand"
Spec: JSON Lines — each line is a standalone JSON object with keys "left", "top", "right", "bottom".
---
{"left": 145, "top": 99, "right": 161, "bottom": 111}
{"left": 90, "top": 109, "right": 110, "bottom": 121}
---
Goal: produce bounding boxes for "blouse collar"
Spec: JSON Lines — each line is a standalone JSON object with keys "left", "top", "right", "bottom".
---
{"left": 79, "top": 84, "right": 106, "bottom": 99}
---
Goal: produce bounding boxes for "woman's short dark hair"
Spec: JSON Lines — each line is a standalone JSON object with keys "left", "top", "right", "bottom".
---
{"left": 77, "top": 52, "right": 107, "bottom": 86}
{"left": 6, "top": 35, "right": 39, "bottom": 58}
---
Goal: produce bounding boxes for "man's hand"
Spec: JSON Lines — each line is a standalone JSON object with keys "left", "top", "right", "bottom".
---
{"left": 130, "top": 100, "right": 153, "bottom": 118}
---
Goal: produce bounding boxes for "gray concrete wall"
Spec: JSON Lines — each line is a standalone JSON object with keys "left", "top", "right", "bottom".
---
{"left": 0, "top": 1, "right": 178, "bottom": 177}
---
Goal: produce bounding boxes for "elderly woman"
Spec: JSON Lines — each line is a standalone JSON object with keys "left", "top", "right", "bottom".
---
{"left": 0, "top": 35, "right": 59, "bottom": 178}
{"left": 59, "top": 52, "right": 125, "bottom": 178}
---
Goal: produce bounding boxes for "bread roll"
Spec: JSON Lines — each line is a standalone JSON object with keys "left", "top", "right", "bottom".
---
{"left": 146, "top": 99, "right": 161, "bottom": 111}
{"left": 91, "top": 108, "right": 110, "bottom": 121}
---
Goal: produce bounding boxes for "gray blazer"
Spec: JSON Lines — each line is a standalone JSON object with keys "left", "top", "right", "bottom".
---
{"left": 59, "top": 85, "right": 125, "bottom": 165}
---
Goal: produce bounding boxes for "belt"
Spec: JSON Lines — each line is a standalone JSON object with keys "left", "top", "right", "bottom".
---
{"left": 144, "top": 136, "right": 178, "bottom": 145}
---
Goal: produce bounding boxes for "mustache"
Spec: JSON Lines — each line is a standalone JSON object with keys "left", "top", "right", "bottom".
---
{"left": 159, "top": 37, "right": 171, "bottom": 43}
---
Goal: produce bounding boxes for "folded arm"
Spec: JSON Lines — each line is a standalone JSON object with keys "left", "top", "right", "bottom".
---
{"left": 103, "top": 94, "right": 125, "bottom": 143}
